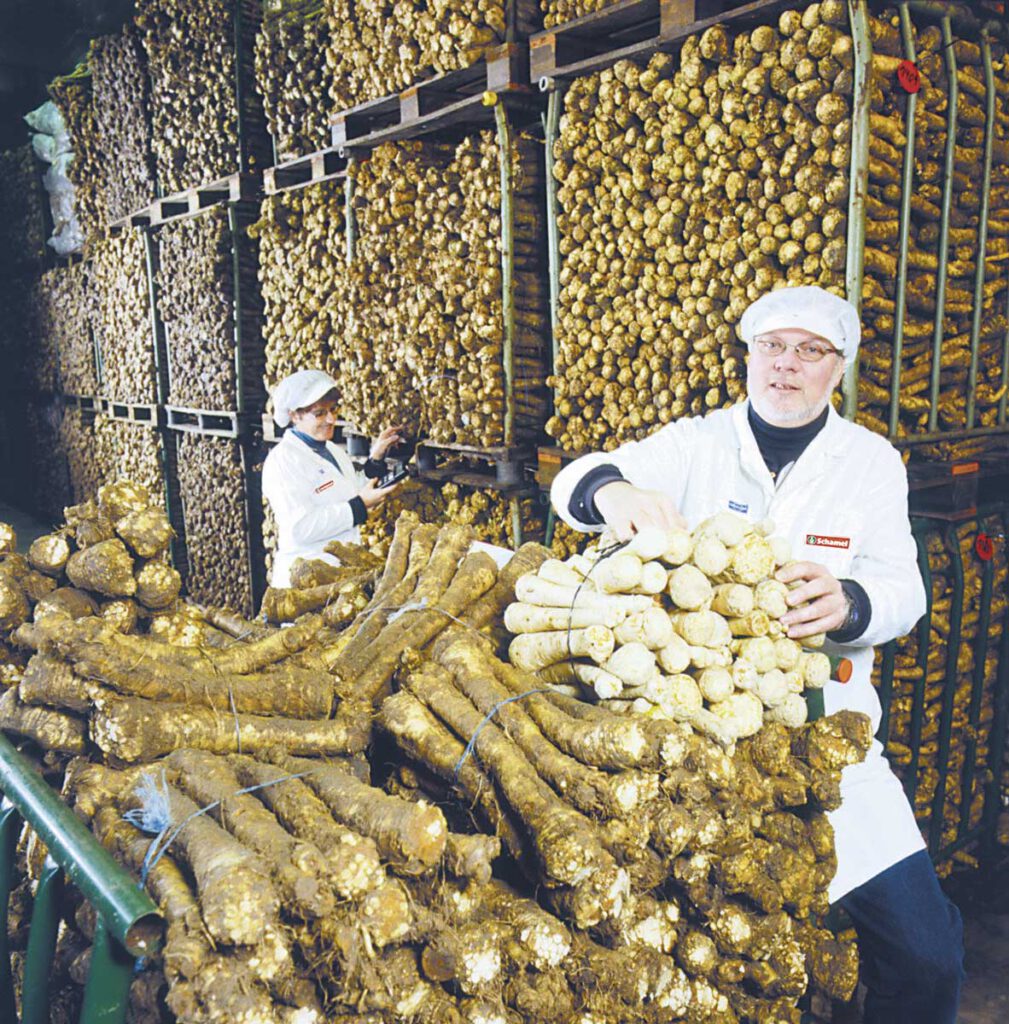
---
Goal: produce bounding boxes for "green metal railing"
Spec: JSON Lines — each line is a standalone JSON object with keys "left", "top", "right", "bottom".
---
{"left": 876, "top": 505, "right": 1009, "bottom": 867}
{"left": 0, "top": 734, "right": 162, "bottom": 1024}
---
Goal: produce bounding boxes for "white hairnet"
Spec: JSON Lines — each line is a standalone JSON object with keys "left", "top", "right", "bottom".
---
{"left": 271, "top": 369, "right": 338, "bottom": 428}
{"left": 739, "top": 286, "right": 861, "bottom": 367}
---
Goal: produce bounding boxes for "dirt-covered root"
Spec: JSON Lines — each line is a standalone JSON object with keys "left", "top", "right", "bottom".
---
{"left": 335, "top": 549, "right": 499, "bottom": 705}
{"left": 482, "top": 654, "right": 663, "bottom": 771}
{"left": 89, "top": 691, "right": 370, "bottom": 761}
{"left": 210, "top": 613, "right": 324, "bottom": 673}
{"left": 261, "top": 575, "right": 373, "bottom": 623}
{"left": 402, "top": 661, "right": 628, "bottom": 925}
{"left": 281, "top": 754, "right": 448, "bottom": 873}
{"left": 458, "top": 541, "right": 553, "bottom": 633}
{"left": 165, "top": 749, "right": 336, "bottom": 920}
{"left": 435, "top": 633, "right": 659, "bottom": 820}
{"left": 470, "top": 879, "right": 572, "bottom": 970}
{"left": 421, "top": 920, "right": 506, "bottom": 994}
{"left": 116, "top": 775, "right": 280, "bottom": 947}
{"left": 18, "top": 653, "right": 90, "bottom": 713}
{"left": 377, "top": 688, "right": 530, "bottom": 866}
{"left": 229, "top": 754, "right": 385, "bottom": 899}
{"left": 91, "top": 807, "right": 303, "bottom": 1024}
{"left": 443, "top": 833, "right": 500, "bottom": 884}
{"left": 65, "top": 538, "right": 137, "bottom": 597}
{"left": 0, "top": 686, "right": 86, "bottom": 753}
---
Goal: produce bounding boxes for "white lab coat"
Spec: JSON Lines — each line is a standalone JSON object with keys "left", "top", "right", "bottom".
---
{"left": 261, "top": 431, "right": 364, "bottom": 589}
{"left": 552, "top": 401, "right": 928, "bottom": 901}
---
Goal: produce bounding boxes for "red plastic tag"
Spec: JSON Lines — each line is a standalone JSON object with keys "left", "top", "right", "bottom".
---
{"left": 976, "top": 532, "right": 994, "bottom": 561}
{"left": 897, "top": 60, "right": 921, "bottom": 94}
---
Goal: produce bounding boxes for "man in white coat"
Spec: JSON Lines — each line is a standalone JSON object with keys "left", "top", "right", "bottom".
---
{"left": 262, "top": 370, "right": 402, "bottom": 588}
{"left": 551, "top": 286, "right": 964, "bottom": 1024}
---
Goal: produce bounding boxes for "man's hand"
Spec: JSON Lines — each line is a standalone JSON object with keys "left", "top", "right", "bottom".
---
{"left": 593, "top": 481, "right": 687, "bottom": 541}
{"left": 370, "top": 424, "right": 405, "bottom": 461}
{"left": 776, "top": 561, "right": 848, "bottom": 639}
{"left": 359, "top": 477, "right": 400, "bottom": 509}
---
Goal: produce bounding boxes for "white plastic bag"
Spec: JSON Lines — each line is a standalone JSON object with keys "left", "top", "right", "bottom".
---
{"left": 31, "top": 130, "right": 71, "bottom": 164}
{"left": 47, "top": 221, "right": 84, "bottom": 256}
{"left": 24, "top": 101, "right": 65, "bottom": 137}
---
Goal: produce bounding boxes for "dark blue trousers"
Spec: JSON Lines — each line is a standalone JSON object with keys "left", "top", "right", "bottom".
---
{"left": 838, "top": 850, "right": 965, "bottom": 1024}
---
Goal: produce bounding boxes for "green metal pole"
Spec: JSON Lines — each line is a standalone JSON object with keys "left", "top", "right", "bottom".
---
{"left": 877, "top": 639, "right": 897, "bottom": 748}
{"left": 0, "top": 803, "right": 18, "bottom": 1024}
{"left": 228, "top": 202, "right": 246, "bottom": 418}
{"left": 966, "top": 34, "right": 996, "bottom": 430}
{"left": 140, "top": 227, "right": 169, "bottom": 407}
{"left": 496, "top": 100, "right": 516, "bottom": 449}
{"left": 234, "top": 0, "right": 248, "bottom": 174}
{"left": 78, "top": 916, "right": 137, "bottom": 1024}
{"left": 958, "top": 516, "right": 993, "bottom": 839}
{"left": 21, "top": 859, "right": 63, "bottom": 1024}
{"left": 543, "top": 83, "right": 564, "bottom": 389}
{"left": 544, "top": 505, "right": 556, "bottom": 549}
{"left": 929, "top": 521, "right": 965, "bottom": 856}
{"left": 906, "top": 522, "right": 933, "bottom": 805}
{"left": 980, "top": 509, "right": 1009, "bottom": 865}
{"left": 890, "top": 4, "right": 919, "bottom": 439}
{"left": 0, "top": 734, "right": 162, "bottom": 957}
{"left": 1001, "top": 249, "right": 1009, "bottom": 425}
{"left": 843, "top": 0, "right": 872, "bottom": 419}
{"left": 345, "top": 157, "right": 356, "bottom": 265}
{"left": 928, "top": 16, "right": 958, "bottom": 434}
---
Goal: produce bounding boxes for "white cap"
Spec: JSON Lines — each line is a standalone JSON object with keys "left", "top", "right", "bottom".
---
{"left": 271, "top": 369, "right": 338, "bottom": 428}
{"left": 739, "top": 285, "right": 861, "bottom": 367}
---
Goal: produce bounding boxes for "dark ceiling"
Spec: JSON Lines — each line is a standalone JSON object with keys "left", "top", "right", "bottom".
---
{"left": 0, "top": 0, "right": 134, "bottom": 149}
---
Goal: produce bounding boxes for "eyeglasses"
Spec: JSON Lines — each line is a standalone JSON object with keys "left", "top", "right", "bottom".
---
{"left": 301, "top": 403, "right": 339, "bottom": 420}
{"left": 751, "top": 337, "right": 842, "bottom": 363}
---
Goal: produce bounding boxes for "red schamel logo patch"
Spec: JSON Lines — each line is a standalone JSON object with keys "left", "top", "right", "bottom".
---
{"left": 315, "top": 480, "right": 335, "bottom": 494}
{"left": 806, "top": 534, "right": 850, "bottom": 550}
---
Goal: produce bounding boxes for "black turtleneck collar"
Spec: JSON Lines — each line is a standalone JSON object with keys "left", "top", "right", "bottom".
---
{"left": 747, "top": 404, "right": 829, "bottom": 480}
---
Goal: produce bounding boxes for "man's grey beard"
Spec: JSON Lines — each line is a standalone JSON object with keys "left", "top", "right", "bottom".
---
{"left": 748, "top": 389, "right": 829, "bottom": 427}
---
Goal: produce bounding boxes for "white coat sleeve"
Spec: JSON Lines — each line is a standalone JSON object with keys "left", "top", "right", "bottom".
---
{"left": 262, "top": 448, "right": 358, "bottom": 549}
{"left": 847, "top": 444, "right": 926, "bottom": 648}
{"left": 550, "top": 418, "right": 700, "bottom": 531}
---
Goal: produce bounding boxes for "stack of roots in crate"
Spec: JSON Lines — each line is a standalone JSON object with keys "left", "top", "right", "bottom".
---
{"left": 255, "top": 0, "right": 336, "bottom": 161}
{"left": 547, "top": 1, "right": 853, "bottom": 453}
{"left": 339, "top": 134, "right": 549, "bottom": 448}
{"left": 0, "top": 498, "right": 870, "bottom": 1023}
{"left": 136, "top": 0, "right": 268, "bottom": 193}
{"left": 359, "top": 481, "right": 545, "bottom": 557}
{"left": 175, "top": 433, "right": 253, "bottom": 613}
{"left": 91, "top": 231, "right": 156, "bottom": 404}
{"left": 90, "top": 24, "right": 157, "bottom": 223}
{"left": 158, "top": 208, "right": 242, "bottom": 410}
{"left": 25, "top": 277, "right": 62, "bottom": 396}
{"left": 251, "top": 181, "right": 345, "bottom": 391}
{"left": 323, "top": 0, "right": 538, "bottom": 109}
{"left": 875, "top": 516, "right": 1009, "bottom": 872}
{"left": 49, "top": 65, "right": 106, "bottom": 242}
{"left": 541, "top": 0, "right": 616, "bottom": 31}
{"left": 0, "top": 146, "right": 48, "bottom": 267}
{"left": 46, "top": 263, "right": 97, "bottom": 398}
{"left": 92, "top": 414, "right": 164, "bottom": 504}
{"left": 856, "top": 8, "right": 1009, "bottom": 441}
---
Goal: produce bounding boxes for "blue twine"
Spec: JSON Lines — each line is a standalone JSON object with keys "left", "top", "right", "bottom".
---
{"left": 124, "top": 768, "right": 311, "bottom": 887}
{"left": 453, "top": 688, "right": 549, "bottom": 779}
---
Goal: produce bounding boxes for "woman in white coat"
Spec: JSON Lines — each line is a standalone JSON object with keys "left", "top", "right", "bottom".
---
{"left": 552, "top": 286, "right": 964, "bottom": 1024}
{"left": 262, "top": 370, "right": 401, "bottom": 588}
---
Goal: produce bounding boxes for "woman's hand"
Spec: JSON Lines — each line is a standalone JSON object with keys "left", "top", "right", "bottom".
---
{"left": 776, "top": 561, "right": 848, "bottom": 639}
{"left": 370, "top": 424, "right": 405, "bottom": 461}
{"left": 593, "top": 481, "right": 687, "bottom": 541}
{"left": 359, "top": 477, "right": 400, "bottom": 509}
